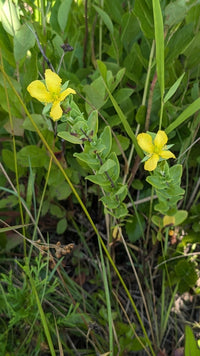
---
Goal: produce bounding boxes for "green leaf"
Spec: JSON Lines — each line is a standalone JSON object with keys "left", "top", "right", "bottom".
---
{"left": 152, "top": 0, "right": 165, "bottom": 98}
{"left": 93, "top": 5, "right": 114, "bottom": 34}
{"left": 146, "top": 175, "right": 167, "bottom": 190}
{"left": 84, "top": 76, "right": 107, "bottom": 112}
{"left": 98, "top": 159, "right": 116, "bottom": 174}
{"left": 175, "top": 260, "right": 198, "bottom": 293}
{"left": 56, "top": 218, "right": 68, "bottom": 234}
{"left": 113, "top": 88, "right": 134, "bottom": 104}
{"left": 4, "top": 117, "right": 24, "bottom": 136}
{"left": 97, "top": 60, "right": 143, "bottom": 158}
{"left": 114, "top": 68, "right": 126, "bottom": 89}
{"left": 136, "top": 105, "right": 146, "bottom": 125}
{"left": 97, "top": 60, "right": 107, "bottom": 82}
{"left": 134, "top": 0, "right": 154, "bottom": 39}
{"left": 2, "top": 149, "right": 25, "bottom": 176}
{"left": 111, "top": 203, "right": 128, "bottom": 219}
{"left": 165, "top": 0, "right": 188, "bottom": 27}
{"left": 180, "top": 232, "right": 200, "bottom": 247}
{"left": 185, "top": 325, "right": 200, "bottom": 356}
{"left": 164, "top": 73, "right": 185, "bottom": 103}
{"left": 100, "top": 126, "right": 112, "bottom": 159}
{"left": 17, "top": 146, "right": 48, "bottom": 167}
{"left": 86, "top": 173, "right": 110, "bottom": 186}
{"left": 50, "top": 182, "right": 71, "bottom": 201}
{"left": 14, "top": 24, "right": 35, "bottom": 62}
{"left": 115, "top": 184, "right": 128, "bottom": 203}
{"left": 58, "top": 0, "right": 73, "bottom": 32}
{"left": 174, "top": 210, "right": 188, "bottom": 226}
{"left": 169, "top": 164, "right": 183, "bottom": 182}
{"left": 0, "top": 73, "right": 22, "bottom": 116}
{"left": 125, "top": 214, "right": 145, "bottom": 243}
{"left": 152, "top": 215, "right": 163, "bottom": 228}
{"left": 0, "top": 23, "right": 15, "bottom": 66}
{"left": 23, "top": 114, "right": 53, "bottom": 132}
{"left": 74, "top": 152, "right": 100, "bottom": 170}
{"left": 0, "top": 195, "right": 18, "bottom": 209}
{"left": 100, "top": 195, "right": 119, "bottom": 209}
{"left": 165, "top": 97, "right": 200, "bottom": 134}
{"left": 50, "top": 204, "right": 65, "bottom": 218}
{"left": 166, "top": 23, "right": 193, "bottom": 65}
{"left": 123, "top": 43, "right": 143, "bottom": 83}
{"left": 121, "top": 12, "right": 141, "bottom": 52}
{"left": 58, "top": 131, "right": 83, "bottom": 144}
{"left": 0, "top": 0, "right": 21, "bottom": 36}
{"left": 111, "top": 135, "right": 130, "bottom": 156}
{"left": 87, "top": 110, "right": 98, "bottom": 137}
{"left": 184, "top": 31, "right": 200, "bottom": 68}
{"left": 106, "top": 152, "right": 120, "bottom": 182}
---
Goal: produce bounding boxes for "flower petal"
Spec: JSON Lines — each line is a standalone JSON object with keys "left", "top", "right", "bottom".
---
{"left": 27, "top": 81, "right": 52, "bottom": 103}
{"left": 137, "top": 133, "right": 154, "bottom": 154}
{"left": 144, "top": 154, "right": 159, "bottom": 171}
{"left": 45, "top": 69, "right": 62, "bottom": 94}
{"left": 50, "top": 101, "right": 63, "bottom": 121}
{"left": 154, "top": 130, "right": 168, "bottom": 150}
{"left": 59, "top": 88, "right": 76, "bottom": 102}
{"left": 160, "top": 150, "right": 175, "bottom": 159}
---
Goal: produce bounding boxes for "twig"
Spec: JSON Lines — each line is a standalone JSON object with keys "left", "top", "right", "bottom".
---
{"left": 26, "top": 23, "right": 55, "bottom": 72}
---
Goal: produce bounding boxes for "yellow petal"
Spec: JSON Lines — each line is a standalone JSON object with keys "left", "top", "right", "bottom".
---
{"left": 154, "top": 130, "right": 168, "bottom": 150}
{"left": 45, "top": 69, "right": 62, "bottom": 94}
{"left": 137, "top": 133, "right": 154, "bottom": 153}
{"left": 27, "top": 81, "right": 52, "bottom": 103}
{"left": 59, "top": 88, "right": 76, "bottom": 102}
{"left": 144, "top": 154, "right": 159, "bottom": 171}
{"left": 50, "top": 101, "right": 63, "bottom": 121}
{"left": 160, "top": 150, "right": 175, "bottom": 159}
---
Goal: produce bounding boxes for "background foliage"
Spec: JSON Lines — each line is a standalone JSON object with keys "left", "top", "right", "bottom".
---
{"left": 0, "top": 0, "right": 200, "bottom": 355}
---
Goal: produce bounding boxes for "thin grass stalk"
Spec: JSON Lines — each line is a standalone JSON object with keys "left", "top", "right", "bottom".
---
{"left": 25, "top": 160, "right": 36, "bottom": 224}
{"left": 0, "top": 53, "right": 26, "bottom": 255}
{"left": 99, "top": 0, "right": 103, "bottom": 61}
{"left": 142, "top": 41, "right": 155, "bottom": 107}
{"left": 145, "top": 186, "right": 154, "bottom": 247}
{"left": 97, "top": 239, "right": 114, "bottom": 355}
{"left": 127, "top": 191, "right": 145, "bottom": 241}
{"left": 160, "top": 284, "right": 178, "bottom": 344}
{"left": 0, "top": 163, "right": 45, "bottom": 242}
{"left": 120, "top": 230, "right": 156, "bottom": 350}
{"left": 152, "top": 0, "right": 165, "bottom": 129}
{"left": 32, "top": 156, "right": 53, "bottom": 241}
{"left": 0, "top": 66, "right": 154, "bottom": 354}
{"left": 53, "top": 314, "right": 64, "bottom": 356}
{"left": 160, "top": 229, "right": 177, "bottom": 346}
{"left": 27, "top": 270, "right": 56, "bottom": 356}
{"left": 113, "top": 290, "right": 151, "bottom": 356}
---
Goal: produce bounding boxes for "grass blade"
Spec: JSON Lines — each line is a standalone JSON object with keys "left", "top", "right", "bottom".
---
{"left": 166, "top": 97, "right": 200, "bottom": 134}
{"left": 97, "top": 60, "right": 143, "bottom": 158}
{"left": 152, "top": 0, "right": 164, "bottom": 99}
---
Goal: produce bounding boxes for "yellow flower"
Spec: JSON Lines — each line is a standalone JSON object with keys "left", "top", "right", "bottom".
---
{"left": 137, "top": 130, "right": 175, "bottom": 171}
{"left": 27, "top": 69, "right": 76, "bottom": 121}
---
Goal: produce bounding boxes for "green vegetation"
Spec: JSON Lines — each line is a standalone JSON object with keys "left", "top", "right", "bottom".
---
{"left": 0, "top": 0, "right": 200, "bottom": 355}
